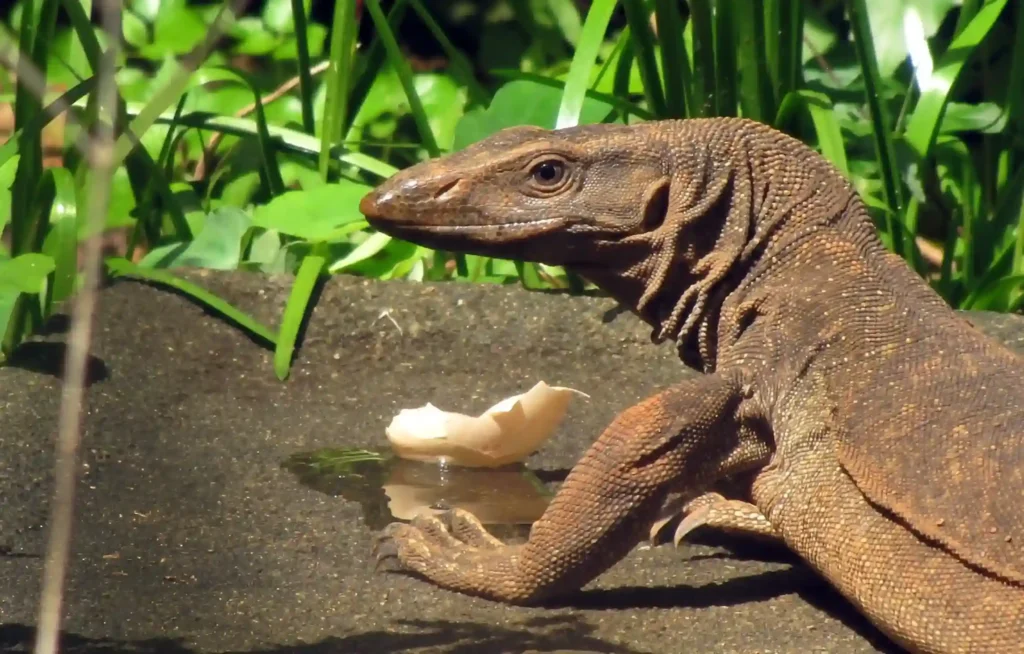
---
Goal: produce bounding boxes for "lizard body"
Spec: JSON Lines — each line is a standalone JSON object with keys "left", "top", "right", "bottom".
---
{"left": 359, "top": 118, "right": 1024, "bottom": 653}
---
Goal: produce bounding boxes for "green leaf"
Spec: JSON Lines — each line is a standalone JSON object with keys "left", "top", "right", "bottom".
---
{"left": 252, "top": 182, "right": 372, "bottom": 241}
{"left": 113, "top": 5, "right": 239, "bottom": 168}
{"left": 144, "top": 1, "right": 209, "bottom": 57}
{"left": 0, "top": 253, "right": 56, "bottom": 293}
{"left": 233, "top": 27, "right": 281, "bottom": 56}
{"left": 262, "top": 0, "right": 296, "bottom": 33}
{"left": 0, "top": 155, "right": 19, "bottom": 239}
{"left": 940, "top": 102, "right": 1008, "bottom": 134}
{"left": 862, "top": 0, "right": 959, "bottom": 77}
{"left": 492, "top": 70, "right": 654, "bottom": 120}
{"left": 454, "top": 80, "right": 615, "bottom": 149}
{"left": 122, "top": 10, "right": 150, "bottom": 51}
{"left": 139, "top": 207, "right": 252, "bottom": 270}
{"left": 245, "top": 229, "right": 285, "bottom": 270}
{"left": 902, "top": 0, "right": 1008, "bottom": 159}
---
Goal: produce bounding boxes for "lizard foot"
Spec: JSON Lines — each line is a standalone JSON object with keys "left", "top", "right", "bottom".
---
{"left": 650, "top": 492, "right": 781, "bottom": 545}
{"left": 373, "top": 509, "right": 529, "bottom": 602}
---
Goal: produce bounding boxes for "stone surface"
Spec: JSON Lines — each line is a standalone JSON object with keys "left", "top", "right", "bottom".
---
{"left": 2, "top": 270, "right": 1021, "bottom": 653}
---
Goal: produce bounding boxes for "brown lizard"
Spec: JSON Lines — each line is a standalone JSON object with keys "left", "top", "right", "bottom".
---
{"left": 358, "top": 118, "right": 1024, "bottom": 654}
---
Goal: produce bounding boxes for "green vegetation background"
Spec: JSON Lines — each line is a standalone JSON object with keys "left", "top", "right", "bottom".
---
{"left": 2, "top": 0, "right": 1023, "bottom": 378}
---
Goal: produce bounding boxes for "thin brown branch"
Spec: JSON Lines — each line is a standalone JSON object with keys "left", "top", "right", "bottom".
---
{"left": 31, "top": 1, "right": 253, "bottom": 652}
{"left": 32, "top": 4, "right": 120, "bottom": 652}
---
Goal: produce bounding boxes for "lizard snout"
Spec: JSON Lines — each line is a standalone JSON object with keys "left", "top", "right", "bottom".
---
{"left": 359, "top": 172, "right": 465, "bottom": 223}
{"left": 358, "top": 188, "right": 388, "bottom": 220}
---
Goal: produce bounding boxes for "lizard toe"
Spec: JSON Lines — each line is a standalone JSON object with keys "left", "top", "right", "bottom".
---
{"left": 373, "top": 520, "right": 453, "bottom": 579}
{"left": 372, "top": 522, "right": 418, "bottom": 572}
{"left": 408, "top": 513, "right": 468, "bottom": 549}
{"left": 444, "top": 508, "right": 505, "bottom": 549}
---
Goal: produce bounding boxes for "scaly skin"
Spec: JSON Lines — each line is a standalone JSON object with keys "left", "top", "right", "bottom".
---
{"left": 360, "top": 118, "right": 1024, "bottom": 654}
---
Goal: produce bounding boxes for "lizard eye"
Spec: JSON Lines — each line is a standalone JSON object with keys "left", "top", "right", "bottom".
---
{"left": 529, "top": 159, "right": 567, "bottom": 188}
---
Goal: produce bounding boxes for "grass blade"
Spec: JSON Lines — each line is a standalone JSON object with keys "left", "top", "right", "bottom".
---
{"left": 105, "top": 257, "right": 278, "bottom": 345}
{"left": 847, "top": 0, "right": 907, "bottom": 259}
{"left": 687, "top": 0, "right": 716, "bottom": 117}
{"left": 274, "top": 248, "right": 326, "bottom": 380}
{"left": 319, "top": 0, "right": 360, "bottom": 178}
{"left": 407, "top": 0, "right": 487, "bottom": 107}
{"left": 228, "top": 68, "right": 286, "bottom": 196}
{"left": 734, "top": 0, "right": 774, "bottom": 121}
{"left": 713, "top": 0, "right": 738, "bottom": 116}
{"left": 363, "top": 0, "right": 439, "bottom": 156}
{"left": 776, "top": 0, "right": 803, "bottom": 102}
{"left": 1007, "top": 5, "right": 1024, "bottom": 271}
{"left": 112, "top": 4, "right": 238, "bottom": 167}
{"left": 903, "top": 0, "right": 1008, "bottom": 160}
{"left": 493, "top": 69, "right": 656, "bottom": 121}
{"left": 289, "top": 0, "right": 316, "bottom": 134}
{"left": 556, "top": 0, "right": 617, "bottom": 128}
{"left": 620, "top": 0, "right": 667, "bottom": 116}
{"left": 10, "top": 0, "right": 58, "bottom": 257}
{"left": 347, "top": 0, "right": 409, "bottom": 125}
{"left": 39, "top": 168, "right": 79, "bottom": 308}
{"left": 775, "top": 90, "right": 849, "bottom": 173}
{"left": 133, "top": 93, "right": 189, "bottom": 252}
{"left": 653, "top": 0, "right": 689, "bottom": 117}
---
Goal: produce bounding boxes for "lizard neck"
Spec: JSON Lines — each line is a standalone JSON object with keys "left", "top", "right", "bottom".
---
{"left": 578, "top": 123, "right": 867, "bottom": 373}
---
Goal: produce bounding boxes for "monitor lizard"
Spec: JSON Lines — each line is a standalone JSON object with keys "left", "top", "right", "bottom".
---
{"left": 358, "top": 118, "right": 1024, "bottom": 654}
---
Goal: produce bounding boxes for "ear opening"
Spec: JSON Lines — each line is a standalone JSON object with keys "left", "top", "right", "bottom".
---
{"left": 641, "top": 178, "right": 671, "bottom": 231}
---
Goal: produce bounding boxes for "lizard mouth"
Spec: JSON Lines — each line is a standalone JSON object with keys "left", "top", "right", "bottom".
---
{"left": 376, "top": 218, "right": 561, "bottom": 234}
{"left": 367, "top": 217, "right": 565, "bottom": 252}
{"left": 362, "top": 188, "right": 565, "bottom": 244}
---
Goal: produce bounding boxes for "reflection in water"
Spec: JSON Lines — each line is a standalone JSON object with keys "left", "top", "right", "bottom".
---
{"left": 282, "top": 448, "right": 553, "bottom": 539}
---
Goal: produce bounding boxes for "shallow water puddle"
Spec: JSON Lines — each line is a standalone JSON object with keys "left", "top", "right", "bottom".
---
{"left": 282, "top": 448, "right": 553, "bottom": 539}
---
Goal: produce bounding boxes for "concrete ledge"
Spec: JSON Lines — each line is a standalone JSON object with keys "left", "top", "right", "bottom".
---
{"left": 5, "top": 271, "right": 1020, "bottom": 653}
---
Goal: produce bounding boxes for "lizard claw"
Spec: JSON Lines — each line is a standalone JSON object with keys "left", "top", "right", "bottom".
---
{"left": 674, "top": 506, "right": 712, "bottom": 546}
{"left": 649, "top": 494, "right": 689, "bottom": 544}
{"left": 650, "top": 492, "right": 780, "bottom": 546}
{"left": 665, "top": 492, "right": 781, "bottom": 545}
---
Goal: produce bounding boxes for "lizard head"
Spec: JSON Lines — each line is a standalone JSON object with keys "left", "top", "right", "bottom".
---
{"left": 359, "top": 123, "right": 673, "bottom": 265}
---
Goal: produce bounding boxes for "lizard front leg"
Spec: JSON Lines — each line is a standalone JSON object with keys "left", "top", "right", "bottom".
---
{"left": 374, "top": 372, "right": 771, "bottom": 604}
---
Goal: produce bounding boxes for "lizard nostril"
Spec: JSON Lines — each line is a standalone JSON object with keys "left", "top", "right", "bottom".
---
{"left": 433, "top": 177, "right": 461, "bottom": 200}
